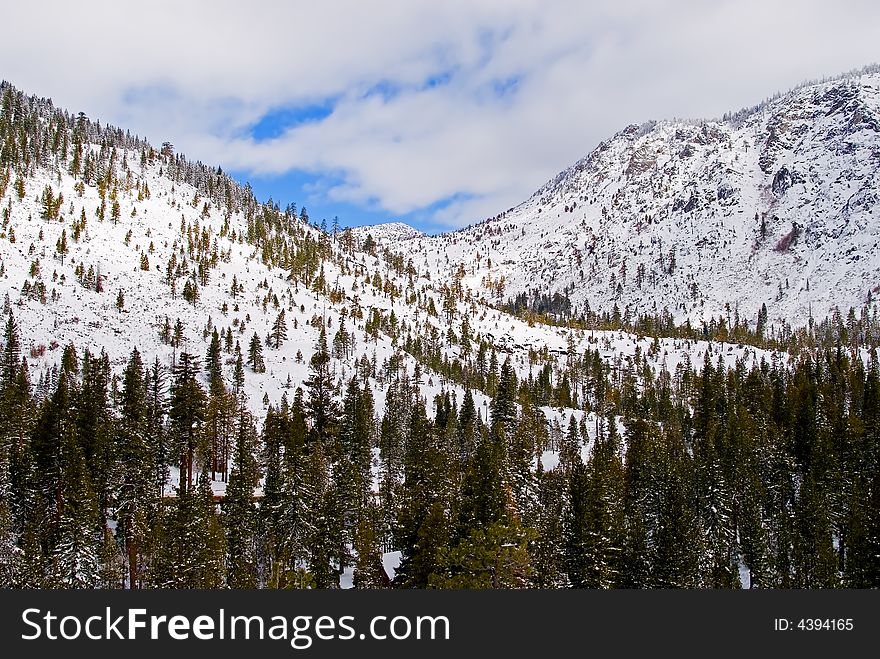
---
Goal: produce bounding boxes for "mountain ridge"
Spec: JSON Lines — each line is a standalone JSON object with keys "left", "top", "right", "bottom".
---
{"left": 369, "top": 66, "right": 880, "bottom": 330}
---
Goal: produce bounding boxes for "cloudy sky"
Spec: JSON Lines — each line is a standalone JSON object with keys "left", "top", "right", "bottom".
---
{"left": 3, "top": 1, "right": 878, "bottom": 231}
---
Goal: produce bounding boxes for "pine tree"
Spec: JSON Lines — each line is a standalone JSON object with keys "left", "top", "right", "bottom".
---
{"left": 509, "top": 394, "right": 542, "bottom": 528}
{"left": 0, "top": 426, "right": 21, "bottom": 586}
{"left": 55, "top": 228, "right": 68, "bottom": 265}
{"left": 223, "top": 407, "right": 260, "bottom": 588}
{"left": 431, "top": 515, "right": 533, "bottom": 588}
{"left": 736, "top": 404, "right": 774, "bottom": 587}
{"left": 204, "top": 328, "right": 232, "bottom": 480}
{"left": 303, "top": 440, "right": 341, "bottom": 588}
{"left": 258, "top": 405, "right": 291, "bottom": 588}
{"left": 153, "top": 472, "right": 225, "bottom": 588}
{"left": 566, "top": 420, "right": 625, "bottom": 588}
{"left": 353, "top": 503, "right": 387, "bottom": 588}
{"left": 457, "top": 388, "right": 477, "bottom": 463}
{"left": 0, "top": 313, "right": 34, "bottom": 531}
{"left": 116, "top": 348, "right": 156, "bottom": 588}
{"left": 30, "top": 369, "right": 80, "bottom": 560}
{"left": 793, "top": 470, "right": 839, "bottom": 587}
{"left": 270, "top": 309, "right": 288, "bottom": 349}
{"left": 336, "top": 377, "right": 375, "bottom": 552}
{"left": 339, "top": 377, "right": 374, "bottom": 481}
{"left": 50, "top": 425, "right": 101, "bottom": 588}
{"left": 182, "top": 278, "right": 198, "bottom": 306}
{"left": 206, "top": 329, "right": 224, "bottom": 394}
{"left": 530, "top": 469, "right": 568, "bottom": 587}
{"left": 559, "top": 414, "right": 581, "bottom": 474}
{"left": 168, "top": 352, "right": 206, "bottom": 495}
{"left": 650, "top": 425, "right": 701, "bottom": 588}
{"left": 490, "top": 357, "right": 517, "bottom": 440}
{"left": 333, "top": 318, "right": 351, "bottom": 360}
{"left": 305, "top": 329, "right": 339, "bottom": 447}
{"left": 74, "top": 350, "right": 114, "bottom": 522}
{"left": 694, "top": 434, "right": 740, "bottom": 588}
{"left": 620, "top": 417, "right": 656, "bottom": 588}
{"left": 97, "top": 527, "right": 125, "bottom": 588}
{"left": 394, "top": 402, "right": 452, "bottom": 587}
{"left": 248, "top": 333, "right": 265, "bottom": 373}
{"left": 146, "top": 357, "right": 169, "bottom": 497}
{"left": 233, "top": 343, "right": 245, "bottom": 397}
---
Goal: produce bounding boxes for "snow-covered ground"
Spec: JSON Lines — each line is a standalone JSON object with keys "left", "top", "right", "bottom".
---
{"left": 4, "top": 68, "right": 878, "bottom": 503}
{"left": 369, "top": 68, "right": 880, "bottom": 330}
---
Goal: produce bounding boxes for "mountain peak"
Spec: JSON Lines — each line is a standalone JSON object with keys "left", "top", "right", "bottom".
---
{"left": 381, "top": 66, "right": 880, "bottom": 329}
{"left": 351, "top": 221, "right": 424, "bottom": 244}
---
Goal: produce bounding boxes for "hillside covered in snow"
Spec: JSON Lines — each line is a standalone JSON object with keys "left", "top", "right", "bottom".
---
{"left": 1, "top": 71, "right": 879, "bottom": 591}
{"left": 375, "top": 66, "right": 880, "bottom": 331}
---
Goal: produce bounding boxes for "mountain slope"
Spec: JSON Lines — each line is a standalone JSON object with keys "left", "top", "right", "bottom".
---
{"left": 377, "top": 66, "right": 880, "bottom": 330}
{"left": 0, "top": 78, "right": 778, "bottom": 447}
{"left": 2, "top": 72, "right": 880, "bottom": 592}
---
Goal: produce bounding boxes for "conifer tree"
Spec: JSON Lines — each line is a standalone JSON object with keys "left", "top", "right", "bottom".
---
{"left": 305, "top": 329, "right": 339, "bottom": 447}
{"left": 204, "top": 329, "right": 232, "bottom": 480}
{"left": 650, "top": 425, "right": 701, "bottom": 588}
{"left": 153, "top": 472, "right": 225, "bottom": 588}
{"left": 302, "top": 440, "right": 341, "bottom": 588}
{"left": 232, "top": 341, "right": 245, "bottom": 396}
{"left": 566, "top": 419, "right": 625, "bottom": 588}
{"left": 793, "top": 470, "right": 839, "bottom": 587}
{"left": 530, "top": 469, "right": 569, "bottom": 587}
{"left": 490, "top": 357, "right": 518, "bottom": 440}
{"left": 116, "top": 348, "right": 155, "bottom": 588}
{"left": 0, "top": 314, "right": 34, "bottom": 530}
{"left": 97, "top": 527, "right": 125, "bottom": 588}
{"left": 258, "top": 405, "right": 291, "bottom": 588}
{"left": 248, "top": 332, "right": 265, "bottom": 373}
{"left": 395, "top": 403, "right": 452, "bottom": 587}
{"left": 336, "top": 377, "right": 375, "bottom": 551}
{"left": 736, "top": 405, "right": 774, "bottom": 587}
{"left": 30, "top": 369, "right": 79, "bottom": 555}
{"left": 339, "top": 377, "right": 374, "bottom": 481}
{"left": 168, "top": 352, "right": 206, "bottom": 495}
{"left": 146, "top": 357, "right": 169, "bottom": 497}
{"left": 55, "top": 228, "right": 68, "bottom": 265}
{"left": 50, "top": 425, "right": 101, "bottom": 588}
{"left": 353, "top": 503, "right": 387, "bottom": 588}
{"left": 223, "top": 407, "right": 260, "bottom": 588}
{"left": 270, "top": 309, "right": 288, "bottom": 349}
{"left": 0, "top": 424, "right": 21, "bottom": 586}
{"left": 457, "top": 388, "right": 477, "bottom": 463}
{"left": 76, "top": 350, "right": 114, "bottom": 518}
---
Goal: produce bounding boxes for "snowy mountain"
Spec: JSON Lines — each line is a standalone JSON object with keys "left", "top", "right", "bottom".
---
{"left": 351, "top": 221, "right": 424, "bottom": 245}
{"left": 0, "top": 82, "right": 617, "bottom": 431}
{"left": 3, "top": 69, "right": 877, "bottom": 441}
{"left": 0, "top": 95, "right": 458, "bottom": 427}
{"left": 2, "top": 70, "right": 880, "bottom": 592}
{"left": 375, "top": 66, "right": 880, "bottom": 330}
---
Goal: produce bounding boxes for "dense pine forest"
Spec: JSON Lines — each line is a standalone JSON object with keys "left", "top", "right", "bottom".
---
{"left": 1, "top": 308, "right": 879, "bottom": 588}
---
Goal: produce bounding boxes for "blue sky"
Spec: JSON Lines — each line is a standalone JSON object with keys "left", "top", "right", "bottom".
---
{"left": 234, "top": 166, "right": 484, "bottom": 235}
{"left": 229, "top": 168, "right": 416, "bottom": 231}
{"left": 227, "top": 102, "right": 402, "bottom": 231}
{"left": 229, "top": 88, "right": 509, "bottom": 233}
{"left": 2, "top": 1, "right": 879, "bottom": 233}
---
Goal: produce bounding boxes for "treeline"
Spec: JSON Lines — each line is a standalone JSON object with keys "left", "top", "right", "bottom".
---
{"left": 1, "top": 309, "right": 879, "bottom": 588}
{"left": 504, "top": 284, "right": 880, "bottom": 356}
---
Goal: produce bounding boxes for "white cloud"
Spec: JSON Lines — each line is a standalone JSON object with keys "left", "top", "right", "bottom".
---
{"left": 2, "top": 0, "right": 878, "bottom": 227}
